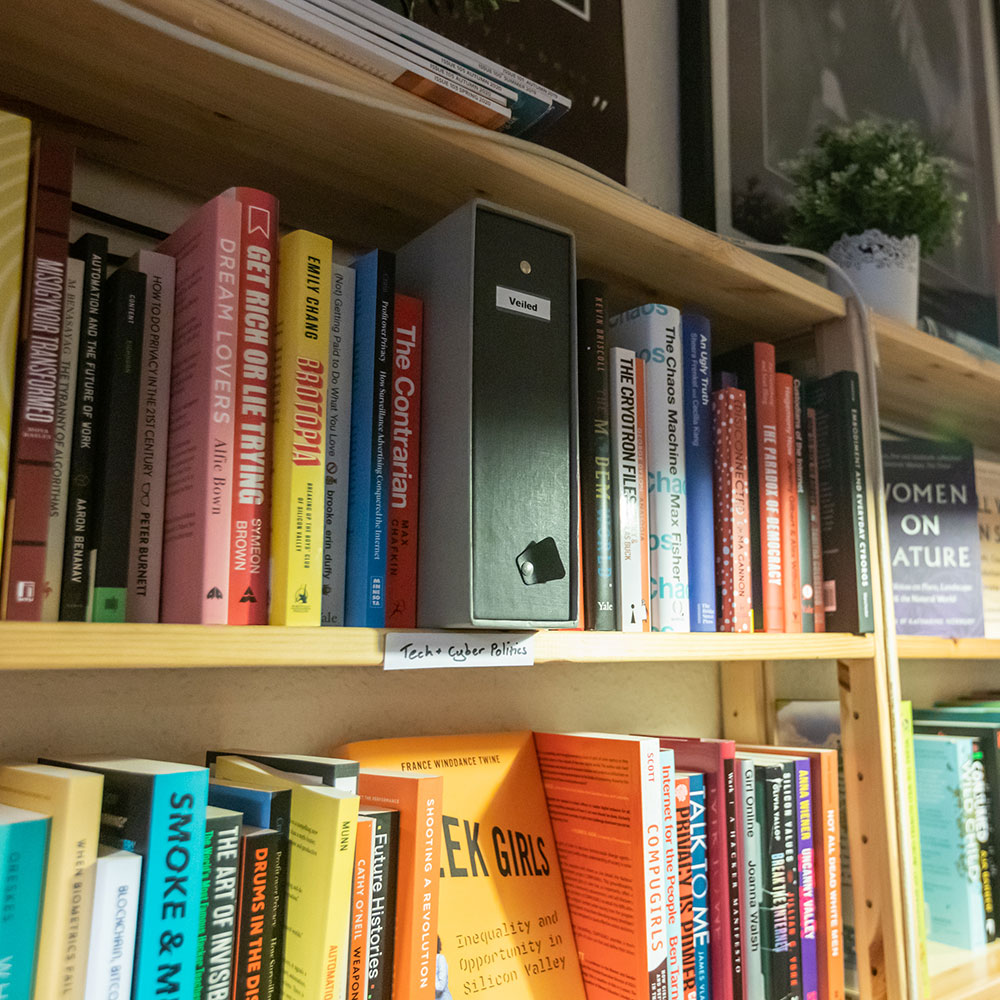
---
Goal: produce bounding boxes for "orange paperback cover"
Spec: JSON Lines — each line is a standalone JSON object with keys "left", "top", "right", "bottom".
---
{"left": 738, "top": 742, "right": 844, "bottom": 1000}
{"left": 333, "top": 731, "right": 586, "bottom": 1000}
{"left": 533, "top": 731, "right": 668, "bottom": 1000}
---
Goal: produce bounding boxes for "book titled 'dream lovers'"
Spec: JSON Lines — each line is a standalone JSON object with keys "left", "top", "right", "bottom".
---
{"left": 333, "top": 731, "right": 587, "bottom": 1000}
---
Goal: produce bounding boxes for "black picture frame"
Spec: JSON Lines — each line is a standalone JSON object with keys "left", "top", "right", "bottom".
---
{"left": 679, "top": 0, "right": 1000, "bottom": 345}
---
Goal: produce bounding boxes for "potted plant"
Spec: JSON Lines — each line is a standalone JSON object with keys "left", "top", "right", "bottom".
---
{"left": 784, "top": 116, "right": 965, "bottom": 325}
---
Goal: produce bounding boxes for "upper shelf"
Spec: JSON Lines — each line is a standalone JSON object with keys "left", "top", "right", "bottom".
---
{"left": 897, "top": 637, "right": 1000, "bottom": 660}
{"left": 0, "top": 623, "right": 874, "bottom": 670}
{"left": 0, "top": 0, "right": 847, "bottom": 343}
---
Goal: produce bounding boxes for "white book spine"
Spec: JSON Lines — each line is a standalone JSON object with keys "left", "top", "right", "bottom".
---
{"left": 42, "top": 257, "right": 84, "bottom": 620}
{"left": 322, "top": 263, "right": 356, "bottom": 625}
{"left": 738, "top": 757, "right": 766, "bottom": 1000}
{"left": 659, "top": 749, "right": 682, "bottom": 999}
{"left": 610, "top": 305, "right": 689, "bottom": 631}
{"left": 611, "top": 346, "right": 643, "bottom": 631}
{"left": 124, "top": 251, "right": 175, "bottom": 622}
{"left": 84, "top": 847, "right": 142, "bottom": 1000}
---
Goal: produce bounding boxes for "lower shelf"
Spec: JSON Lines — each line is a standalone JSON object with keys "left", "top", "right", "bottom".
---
{"left": 927, "top": 939, "right": 1000, "bottom": 1000}
{"left": 897, "top": 637, "right": 1000, "bottom": 660}
{"left": 0, "top": 622, "right": 876, "bottom": 670}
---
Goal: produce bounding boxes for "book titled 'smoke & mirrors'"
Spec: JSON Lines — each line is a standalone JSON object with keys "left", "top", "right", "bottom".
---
{"left": 882, "top": 436, "right": 984, "bottom": 637}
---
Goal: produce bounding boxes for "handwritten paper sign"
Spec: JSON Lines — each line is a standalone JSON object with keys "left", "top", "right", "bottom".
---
{"left": 383, "top": 632, "right": 535, "bottom": 670}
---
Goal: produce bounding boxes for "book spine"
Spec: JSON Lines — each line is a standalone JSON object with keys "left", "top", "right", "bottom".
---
{"left": 366, "top": 811, "right": 398, "bottom": 1000}
{"left": 795, "top": 760, "right": 819, "bottom": 1000}
{"left": 270, "top": 230, "right": 332, "bottom": 625}
{"left": 781, "top": 762, "right": 802, "bottom": 998}
{"left": 321, "top": 263, "right": 356, "bottom": 626}
{"left": 687, "top": 773, "right": 710, "bottom": 1000}
{"left": 611, "top": 346, "right": 643, "bottom": 631}
{"left": 196, "top": 812, "right": 241, "bottom": 1000}
{"left": 682, "top": 312, "right": 715, "bottom": 631}
{"left": 59, "top": 234, "right": 108, "bottom": 620}
{"left": 84, "top": 850, "right": 142, "bottom": 1000}
{"left": 384, "top": 293, "right": 423, "bottom": 629}
{"left": 635, "top": 357, "right": 651, "bottom": 630}
{"left": 754, "top": 343, "right": 783, "bottom": 632}
{"left": 348, "top": 818, "right": 375, "bottom": 1000}
{"left": 805, "top": 407, "right": 826, "bottom": 633}
{"left": 969, "top": 737, "right": 998, "bottom": 942}
{"left": 2, "top": 137, "right": 73, "bottom": 620}
{"left": 158, "top": 197, "right": 242, "bottom": 623}
{"left": 792, "top": 379, "right": 815, "bottom": 631}
{"left": 725, "top": 759, "right": 745, "bottom": 1000}
{"left": 0, "top": 112, "right": 31, "bottom": 581}
{"left": 233, "top": 827, "right": 281, "bottom": 1000}
{"left": 91, "top": 268, "right": 146, "bottom": 622}
{"left": 345, "top": 250, "right": 395, "bottom": 628}
{"left": 123, "top": 251, "right": 175, "bottom": 623}
{"left": 660, "top": 750, "right": 682, "bottom": 998}
{"left": 712, "top": 387, "right": 753, "bottom": 632}
{"left": 42, "top": 256, "right": 83, "bottom": 619}
{"left": 639, "top": 740, "right": 669, "bottom": 999}
{"left": 0, "top": 814, "right": 49, "bottom": 999}
{"left": 227, "top": 188, "right": 278, "bottom": 623}
{"left": 576, "top": 279, "right": 616, "bottom": 630}
{"left": 776, "top": 372, "right": 801, "bottom": 632}
{"left": 674, "top": 775, "right": 696, "bottom": 1000}
{"left": 757, "top": 762, "right": 791, "bottom": 999}
{"left": 738, "top": 759, "right": 766, "bottom": 1000}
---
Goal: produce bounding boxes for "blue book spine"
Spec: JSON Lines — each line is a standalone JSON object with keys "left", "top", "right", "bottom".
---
{"left": 128, "top": 771, "right": 210, "bottom": 999}
{"left": 914, "top": 735, "right": 988, "bottom": 950}
{"left": 345, "top": 249, "right": 395, "bottom": 627}
{"left": 794, "top": 759, "right": 819, "bottom": 1000}
{"left": 682, "top": 312, "right": 715, "bottom": 631}
{"left": 688, "top": 772, "right": 711, "bottom": 1000}
{"left": 0, "top": 811, "right": 49, "bottom": 1000}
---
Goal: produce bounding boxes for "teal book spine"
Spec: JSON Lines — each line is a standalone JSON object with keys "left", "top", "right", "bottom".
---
{"left": 688, "top": 772, "right": 710, "bottom": 1000}
{"left": 0, "top": 808, "right": 49, "bottom": 1000}
{"left": 914, "top": 734, "right": 988, "bottom": 950}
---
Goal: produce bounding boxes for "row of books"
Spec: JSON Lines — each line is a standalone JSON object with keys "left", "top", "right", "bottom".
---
{"left": 580, "top": 279, "right": 874, "bottom": 635}
{"left": 1, "top": 728, "right": 847, "bottom": 1000}
{"left": 214, "top": 0, "right": 571, "bottom": 136}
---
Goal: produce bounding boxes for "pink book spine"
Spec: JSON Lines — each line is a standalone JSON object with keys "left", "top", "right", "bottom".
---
{"left": 384, "top": 293, "right": 422, "bottom": 629}
{"left": 713, "top": 387, "right": 752, "bottom": 632}
{"left": 224, "top": 187, "right": 278, "bottom": 625}
{"left": 158, "top": 195, "right": 241, "bottom": 624}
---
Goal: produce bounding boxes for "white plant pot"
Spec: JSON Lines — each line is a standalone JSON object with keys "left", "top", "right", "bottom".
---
{"left": 827, "top": 229, "right": 920, "bottom": 326}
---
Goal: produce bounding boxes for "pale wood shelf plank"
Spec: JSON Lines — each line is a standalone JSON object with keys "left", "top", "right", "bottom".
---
{"left": 0, "top": 623, "right": 874, "bottom": 670}
{"left": 897, "top": 637, "right": 1000, "bottom": 660}
{"left": 927, "top": 939, "right": 1000, "bottom": 1000}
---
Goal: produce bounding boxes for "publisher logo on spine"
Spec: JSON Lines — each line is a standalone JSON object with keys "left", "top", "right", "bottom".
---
{"left": 15, "top": 580, "right": 35, "bottom": 602}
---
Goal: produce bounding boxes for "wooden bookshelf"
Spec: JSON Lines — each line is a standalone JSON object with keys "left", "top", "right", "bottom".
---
{"left": 927, "top": 940, "right": 1000, "bottom": 1000}
{"left": 0, "top": 623, "right": 875, "bottom": 671}
{"left": 898, "top": 637, "right": 1000, "bottom": 660}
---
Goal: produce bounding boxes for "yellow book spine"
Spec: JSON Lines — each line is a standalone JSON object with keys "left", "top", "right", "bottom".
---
{"left": 0, "top": 764, "right": 103, "bottom": 1000}
{"left": 270, "top": 230, "right": 332, "bottom": 625}
{"left": 0, "top": 112, "right": 31, "bottom": 554}
{"left": 900, "top": 700, "right": 931, "bottom": 997}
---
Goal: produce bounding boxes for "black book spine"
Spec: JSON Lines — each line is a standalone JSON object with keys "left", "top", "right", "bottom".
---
{"left": 90, "top": 267, "right": 146, "bottom": 621}
{"left": 59, "top": 233, "right": 108, "bottom": 619}
{"left": 805, "top": 371, "right": 874, "bottom": 634}
{"left": 780, "top": 762, "right": 802, "bottom": 999}
{"left": 576, "top": 278, "right": 616, "bottom": 629}
{"left": 366, "top": 810, "right": 399, "bottom": 1000}
{"left": 725, "top": 758, "right": 744, "bottom": 1000}
{"left": 757, "top": 761, "right": 791, "bottom": 1000}
{"left": 198, "top": 810, "right": 242, "bottom": 1000}
{"left": 232, "top": 826, "right": 281, "bottom": 1000}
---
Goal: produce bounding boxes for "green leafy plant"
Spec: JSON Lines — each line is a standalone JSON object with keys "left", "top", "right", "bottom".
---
{"left": 784, "top": 117, "right": 966, "bottom": 255}
{"left": 398, "top": 0, "right": 517, "bottom": 20}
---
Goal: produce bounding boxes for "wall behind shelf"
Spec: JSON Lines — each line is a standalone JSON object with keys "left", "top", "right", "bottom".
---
{"left": 0, "top": 658, "right": 720, "bottom": 764}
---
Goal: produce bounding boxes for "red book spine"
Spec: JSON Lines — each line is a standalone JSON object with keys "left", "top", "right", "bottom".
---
{"left": 712, "top": 388, "right": 752, "bottom": 632}
{"left": 1, "top": 138, "right": 73, "bottom": 620}
{"left": 776, "top": 372, "right": 801, "bottom": 632}
{"left": 635, "top": 357, "right": 651, "bottom": 630}
{"left": 385, "top": 294, "right": 423, "bottom": 628}
{"left": 226, "top": 188, "right": 278, "bottom": 624}
{"left": 806, "top": 407, "right": 827, "bottom": 632}
{"left": 754, "top": 343, "right": 783, "bottom": 631}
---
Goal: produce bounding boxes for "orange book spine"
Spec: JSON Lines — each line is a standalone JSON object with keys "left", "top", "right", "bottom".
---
{"left": 775, "top": 373, "right": 801, "bottom": 632}
{"left": 635, "top": 358, "right": 651, "bottom": 630}
{"left": 355, "top": 772, "right": 442, "bottom": 1000}
{"left": 348, "top": 817, "right": 375, "bottom": 1000}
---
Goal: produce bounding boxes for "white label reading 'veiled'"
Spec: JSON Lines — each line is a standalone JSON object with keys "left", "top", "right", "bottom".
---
{"left": 495, "top": 286, "right": 551, "bottom": 321}
{"left": 384, "top": 631, "right": 535, "bottom": 670}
